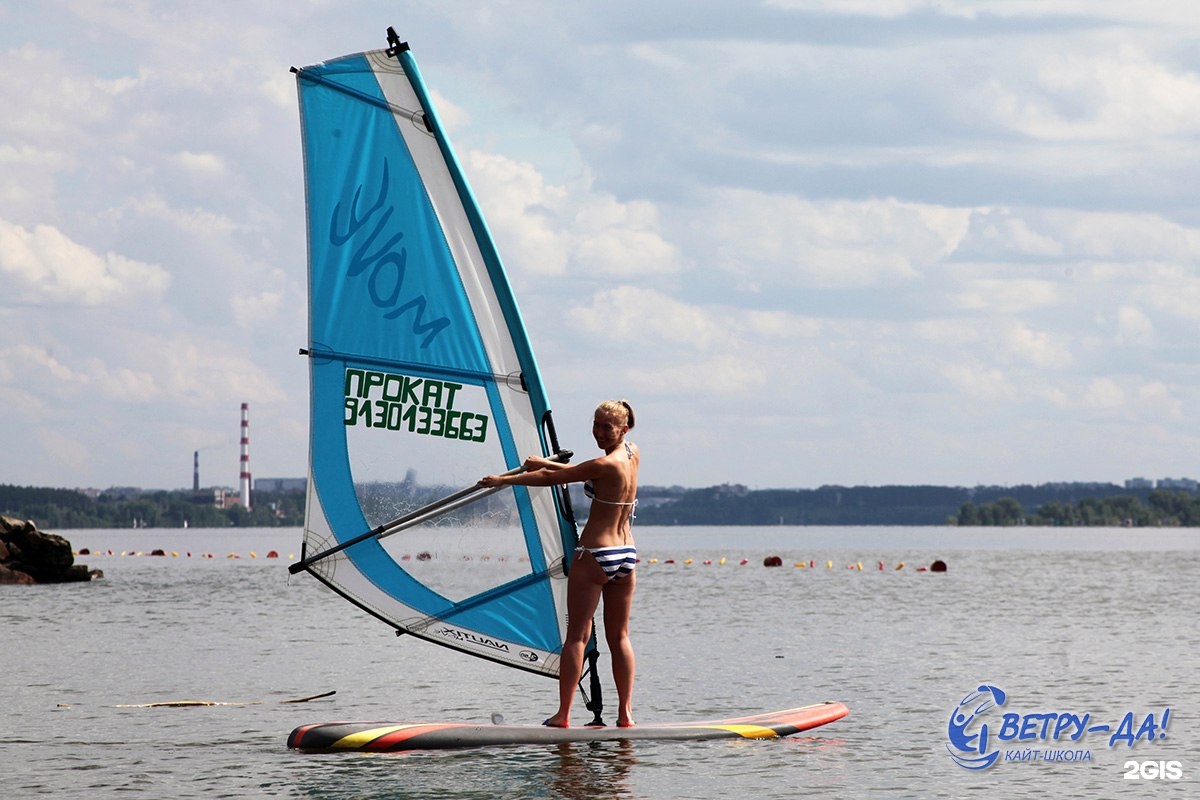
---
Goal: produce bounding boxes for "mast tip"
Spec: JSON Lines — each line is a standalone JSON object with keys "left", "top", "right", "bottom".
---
{"left": 385, "top": 27, "right": 409, "bottom": 57}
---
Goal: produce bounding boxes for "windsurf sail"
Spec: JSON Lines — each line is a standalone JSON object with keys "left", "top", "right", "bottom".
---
{"left": 291, "top": 30, "right": 583, "bottom": 684}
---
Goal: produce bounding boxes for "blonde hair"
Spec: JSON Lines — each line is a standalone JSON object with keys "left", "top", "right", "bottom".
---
{"left": 596, "top": 399, "right": 635, "bottom": 430}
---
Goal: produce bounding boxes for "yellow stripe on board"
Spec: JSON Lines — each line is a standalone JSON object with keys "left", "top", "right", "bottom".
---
{"left": 332, "top": 724, "right": 422, "bottom": 749}
{"left": 708, "top": 724, "right": 780, "bottom": 739}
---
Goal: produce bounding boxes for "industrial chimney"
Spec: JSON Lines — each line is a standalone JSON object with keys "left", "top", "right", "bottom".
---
{"left": 193, "top": 450, "right": 199, "bottom": 492}
{"left": 239, "top": 403, "right": 251, "bottom": 510}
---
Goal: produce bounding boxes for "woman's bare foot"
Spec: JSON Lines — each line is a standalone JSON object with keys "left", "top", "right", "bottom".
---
{"left": 542, "top": 714, "right": 570, "bottom": 728}
{"left": 617, "top": 715, "right": 635, "bottom": 728}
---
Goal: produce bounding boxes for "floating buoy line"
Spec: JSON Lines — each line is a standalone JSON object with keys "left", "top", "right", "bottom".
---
{"left": 644, "top": 556, "right": 947, "bottom": 572}
{"left": 73, "top": 548, "right": 947, "bottom": 571}
{"left": 75, "top": 548, "right": 295, "bottom": 560}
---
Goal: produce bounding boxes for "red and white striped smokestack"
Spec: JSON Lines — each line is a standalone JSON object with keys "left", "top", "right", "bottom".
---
{"left": 239, "top": 402, "right": 251, "bottom": 510}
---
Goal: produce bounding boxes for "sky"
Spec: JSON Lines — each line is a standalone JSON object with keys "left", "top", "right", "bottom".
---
{"left": 3, "top": 1, "right": 1200, "bottom": 492}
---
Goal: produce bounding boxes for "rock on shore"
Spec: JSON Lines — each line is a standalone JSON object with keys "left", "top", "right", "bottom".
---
{"left": 0, "top": 516, "right": 102, "bottom": 584}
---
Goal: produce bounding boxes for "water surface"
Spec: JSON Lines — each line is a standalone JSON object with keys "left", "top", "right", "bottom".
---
{"left": 3, "top": 526, "right": 1195, "bottom": 798}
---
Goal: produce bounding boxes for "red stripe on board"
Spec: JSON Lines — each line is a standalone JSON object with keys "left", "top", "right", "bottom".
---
{"left": 364, "top": 723, "right": 466, "bottom": 751}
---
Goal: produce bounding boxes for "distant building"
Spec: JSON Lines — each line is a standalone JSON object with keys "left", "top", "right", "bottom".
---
{"left": 102, "top": 486, "right": 144, "bottom": 500}
{"left": 208, "top": 487, "right": 240, "bottom": 509}
{"left": 255, "top": 477, "right": 307, "bottom": 493}
{"left": 1125, "top": 476, "right": 1198, "bottom": 491}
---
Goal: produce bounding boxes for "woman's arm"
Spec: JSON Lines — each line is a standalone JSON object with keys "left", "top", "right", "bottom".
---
{"left": 480, "top": 457, "right": 605, "bottom": 489}
{"left": 523, "top": 455, "right": 570, "bottom": 472}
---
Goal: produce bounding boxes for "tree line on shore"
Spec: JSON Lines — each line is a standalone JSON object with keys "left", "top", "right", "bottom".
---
{"left": 0, "top": 485, "right": 304, "bottom": 529}
{"left": 4, "top": 481, "right": 1199, "bottom": 529}
{"left": 630, "top": 482, "right": 1199, "bottom": 527}
{"left": 954, "top": 490, "right": 1200, "bottom": 527}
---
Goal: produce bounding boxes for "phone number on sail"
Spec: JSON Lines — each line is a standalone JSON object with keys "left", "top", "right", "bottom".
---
{"left": 344, "top": 398, "right": 490, "bottom": 443}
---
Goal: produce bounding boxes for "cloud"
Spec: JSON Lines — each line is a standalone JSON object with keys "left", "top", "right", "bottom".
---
{"left": 954, "top": 207, "right": 1199, "bottom": 263}
{"left": 765, "top": 0, "right": 927, "bottom": 16}
{"left": 0, "top": 342, "right": 161, "bottom": 407}
{"left": 744, "top": 309, "right": 823, "bottom": 339}
{"left": 1115, "top": 306, "right": 1154, "bottom": 345}
{"left": 941, "top": 362, "right": 1017, "bottom": 401}
{"left": 570, "top": 285, "right": 724, "bottom": 348}
{"left": 1080, "top": 376, "right": 1125, "bottom": 410}
{"left": 0, "top": 219, "right": 170, "bottom": 307}
{"left": 467, "top": 150, "right": 681, "bottom": 279}
{"left": 1002, "top": 321, "right": 1074, "bottom": 369}
{"left": 628, "top": 353, "right": 768, "bottom": 398}
{"left": 0, "top": 44, "right": 139, "bottom": 143}
{"left": 1136, "top": 380, "right": 1182, "bottom": 421}
{"left": 1136, "top": 266, "right": 1200, "bottom": 323}
{"left": 973, "top": 44, "right": 1200, "bottom": 141}
{"left": 954, "top": 208, "right": 1064, "bottom": 260}
{"left": 572, "top": 195, "right": 681, "bottom": 278}
{"left": 466, "top": 151, "right": 572, "bottom": 276}
{"left": 691, "top": 190, "right": 967, "bottom": 290}
{"left": 950, "top": 277, "right": 1060, "bottom": 314}
{"left": 171, "top": 150, "right": 227, "bottom": 176}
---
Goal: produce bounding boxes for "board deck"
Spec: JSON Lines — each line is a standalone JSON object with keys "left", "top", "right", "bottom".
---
{"left": 287, "top": 701, "right": 849, "bottom": 752}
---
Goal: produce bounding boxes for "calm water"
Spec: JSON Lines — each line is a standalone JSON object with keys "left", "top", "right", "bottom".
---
{"left": 3, "top": 526, "right": 1196, "bottom": 798}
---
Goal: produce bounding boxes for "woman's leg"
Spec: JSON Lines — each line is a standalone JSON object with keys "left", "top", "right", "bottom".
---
{"left": 544, "top": 554, "right": 605, "bottom": 727}
{"left": 602, "top": 569, "right": 636, "bottom": 727}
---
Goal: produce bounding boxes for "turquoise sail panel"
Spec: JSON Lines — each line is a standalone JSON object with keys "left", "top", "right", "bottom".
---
{"left": 294, "top": 41, "right": 575, "bottom": 676}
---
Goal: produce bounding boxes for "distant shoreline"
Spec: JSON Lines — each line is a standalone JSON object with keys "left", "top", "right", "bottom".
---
{"left": 6, "top": 480, "right": 1200, "bottom": 529}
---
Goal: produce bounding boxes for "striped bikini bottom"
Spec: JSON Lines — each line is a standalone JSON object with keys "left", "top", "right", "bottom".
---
{"left": 575, "top": 544, "right": 637, "bottom": 582}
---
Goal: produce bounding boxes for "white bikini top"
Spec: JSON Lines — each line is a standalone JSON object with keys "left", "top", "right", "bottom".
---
{"left": 583, "top": 441, "right": 637, "bottom": 511}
